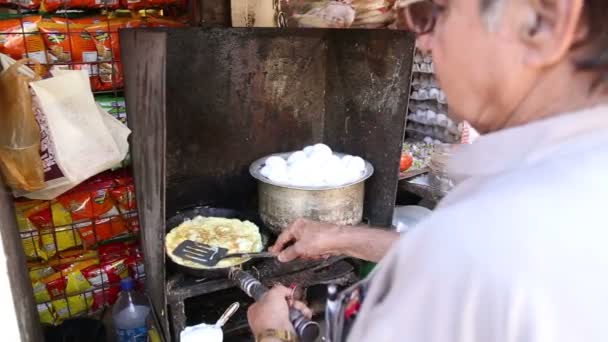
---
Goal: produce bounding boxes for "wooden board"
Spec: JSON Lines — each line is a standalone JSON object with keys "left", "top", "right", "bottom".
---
{"left": 121, "top": 29, "right": 170, "bottom": 338}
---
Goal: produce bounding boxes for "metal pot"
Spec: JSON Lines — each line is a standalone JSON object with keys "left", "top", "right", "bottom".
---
{"left": 250, "top": 152, "right": 374, "bottom": 234}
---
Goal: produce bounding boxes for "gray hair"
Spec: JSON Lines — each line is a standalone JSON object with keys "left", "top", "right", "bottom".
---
{"left": 480, "top": 0, "right": 608, "bottom": 88}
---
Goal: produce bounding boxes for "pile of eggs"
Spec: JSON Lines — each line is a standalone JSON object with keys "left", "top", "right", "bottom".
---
{"left": 260, "top": 144, "right": 367, "bottom": 188}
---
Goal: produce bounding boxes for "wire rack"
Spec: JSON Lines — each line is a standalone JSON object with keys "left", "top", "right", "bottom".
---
{"left": 1, "top": 0, "right": 190, "bottom": 325}
{"left": 15, "top": 169, "right": 145, "bottom": 323}
{"left": 0, "top": 0, "right": 191, "bottom": 121}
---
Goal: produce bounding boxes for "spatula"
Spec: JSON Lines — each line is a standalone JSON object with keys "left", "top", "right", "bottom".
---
{"left": 172, "top": 240, "right": 275, "bottom": 267}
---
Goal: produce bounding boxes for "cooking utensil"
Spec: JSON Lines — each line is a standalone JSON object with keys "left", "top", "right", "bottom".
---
{"left": 250, "top": 152, "right": 374, "bottom": 234}
{"left": 172, "top": 240, "right": 275, "bottom": 267}
{"left": 165, "top": 207, "right": 319, "bottom": 341}
{"left": 165, "top": 206, "right": 271, "bottom": 278}
{"left": 230, "top": 268, "right": 320, "bottom": 342}
{"left": 215, "top": 302, "right": 239, "bottom": 327}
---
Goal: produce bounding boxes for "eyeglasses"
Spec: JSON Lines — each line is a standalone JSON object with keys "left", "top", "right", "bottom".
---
{"left": 398, "top": 0, "right": 443, "bottom": 35}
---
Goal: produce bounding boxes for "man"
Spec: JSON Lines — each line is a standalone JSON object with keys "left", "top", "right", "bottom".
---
{"left": 248, "top": 0, "right": 608, "bottom": 341}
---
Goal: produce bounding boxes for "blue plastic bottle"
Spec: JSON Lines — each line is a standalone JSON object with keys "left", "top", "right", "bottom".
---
{"left": 113, "top": 278, "right": 150, "bottom": 342}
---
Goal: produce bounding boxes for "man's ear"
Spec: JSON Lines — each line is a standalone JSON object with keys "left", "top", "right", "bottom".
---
{"left": 519, "top": 0, "right": 584, "bottom": 67}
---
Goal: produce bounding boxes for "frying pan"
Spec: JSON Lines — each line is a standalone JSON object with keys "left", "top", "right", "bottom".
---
{"left": 165, "top": 206, "right": 320, "bottom": 341}
{"left": 165, "top": 206, "right": 272, "bottom": 279}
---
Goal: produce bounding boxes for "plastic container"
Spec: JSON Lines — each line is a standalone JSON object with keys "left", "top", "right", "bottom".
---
{"left": 112, "top": 278, "right": 150, "bottom": 342}
{"left": 392, "top": 205, "right": 432, "bottom": 233}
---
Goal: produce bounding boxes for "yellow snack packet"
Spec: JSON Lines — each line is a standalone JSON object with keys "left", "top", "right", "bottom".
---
{"left": 51, "top": 200, "right": 72, "bottom": 227}
{"left": 37, "top": 303, "right": 56, "bottom": 325}
{"left": 65, "top": 271, "right": 92, "bottom": 296}
{"left": 52, "top": 292, "right": 93, "bottom": 322}
{"left": 32, "top": 281, "right": 52, "bottom": 303}
{"left": 29, "top": 266, "right": 54, "bottom": 282}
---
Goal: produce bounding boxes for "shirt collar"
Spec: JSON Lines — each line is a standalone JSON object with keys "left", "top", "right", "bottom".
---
{"left": 448, "top": 104, "right": 608, "bottom": 179}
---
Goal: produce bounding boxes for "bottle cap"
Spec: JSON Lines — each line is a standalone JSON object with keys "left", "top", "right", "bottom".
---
{"left": 120, "top": 277, "right": 135, "bottom": 291}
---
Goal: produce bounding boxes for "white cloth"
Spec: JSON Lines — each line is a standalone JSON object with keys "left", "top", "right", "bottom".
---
{"left": 348, "top": 105, "right": 608, "bottom": 342}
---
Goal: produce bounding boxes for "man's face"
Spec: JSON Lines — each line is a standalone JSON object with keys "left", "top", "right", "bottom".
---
{"left": 417, "top": 0, "right": 536, "bottom": 133}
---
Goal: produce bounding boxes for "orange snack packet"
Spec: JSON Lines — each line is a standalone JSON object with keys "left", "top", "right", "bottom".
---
{"left": 120, "top": 0, "right": 178, "bottom": 11}
{"left": 57, "top": 188, "right": 116, "bottom": 222}
{"left": 85, "top": 18, "right": 143, "bottom": 61}
{"left": 0, "top": 17, "right": 47, "bottom": 63}
{"left": 51, "top": 16, "right": 108, "bottom": 26}
{"left": 38, "top": 22, "right": 98, "bottom": 64}
{"left": 41, "top": 0, "right": 118, "bottom": 13}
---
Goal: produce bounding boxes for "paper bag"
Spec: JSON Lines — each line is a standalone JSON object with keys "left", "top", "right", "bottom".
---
{"left": 14, "top": 70, "right": 130, "bottom": 199}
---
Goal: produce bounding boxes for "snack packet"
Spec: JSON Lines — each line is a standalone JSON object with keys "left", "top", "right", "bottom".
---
{"left": 33, "top": 280, "right": 52, "bottom": 303}
{"left": 0, "top": 17, "right": 47, "bottom": 63}
{"left": 37, "top": 303, "right": 57, "bottom": 325}
{"left": 52, "top": 292, "right": 93, "bottom": 322}
{"left": 85, "top": 18, "right": 143, "bottom": 62}
{"left": 120, "top": 0, "right": 178, "bottom": 11}
{"left": 42, "top": 0, "right": 118, "bottom": 12}
{"left": 16, "top": 201, "right": 49, "bottom": 260}
{"left": 51, "top": 16, "right": 108, "bottom": 25}
{"left": 37, "top": 22, "right": 98, "bottom": 64}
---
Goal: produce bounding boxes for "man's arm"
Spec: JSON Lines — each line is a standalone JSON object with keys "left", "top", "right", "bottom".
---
{"left": 334, "top": 225, "right": 400, "bottom": 262}
{"left": 269, "top": 219, "right": 400, "bottom": 263}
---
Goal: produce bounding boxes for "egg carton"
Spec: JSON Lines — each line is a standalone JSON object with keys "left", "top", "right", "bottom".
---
{"left": 411, "top": 74, "right": 439, "bottom": 89}
{"left": 407, "top": 110, "right": 459, "bottom": 133}
{"left": 412, "top": 62, "right": 434, "bottom": 74}
{"left": 410, "top": 88, "right": 447, "bottom": 104}
{"left": 406, "top": 123, "right": 461, "bottom": 144}
{"left": 408, "top": 101, "right": 448, "bottom": 114}
{"left": 413, "top": 50, "right": 433, "bottom": 64}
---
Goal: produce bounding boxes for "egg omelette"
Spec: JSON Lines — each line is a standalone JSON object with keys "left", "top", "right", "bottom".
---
{"left": 165, "top": 216, "right": 263, "bottom": 269}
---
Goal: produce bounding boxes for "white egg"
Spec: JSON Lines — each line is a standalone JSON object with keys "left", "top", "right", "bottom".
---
{"left": 268, "top": 166, "right": 288, "bottom": 184}
{"left": 313, "top": 143, "right": 332, "bottom": 156}
{"left": 287, "top": 151, "right": 307, "bottom": 165}
{"left": 265, "top": 156, "right": 286, "bottom": 169}
{"left": 341, "top": 155, "right": 354, "bottom": 167}
{"left": 347, "top": 156, "right": 366, "bottom": 173}
{"left": 326, "top": 155, "right": 343, "bottom": 170}
{"left": 303, "top": 145, "right": 315, "bottom": 157}
{"left": 342, "top": 168, "right": 362, "bottom": 184}
{"left": 260, "top": 166, "right": 272, "bottom": 178}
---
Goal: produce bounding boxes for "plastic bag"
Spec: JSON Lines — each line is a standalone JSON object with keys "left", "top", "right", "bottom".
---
{"left": 14, "top": 70, "right": 130, "bottom": 200}
{"left": 0, "top": 58, "right": 45, "bottom": 191}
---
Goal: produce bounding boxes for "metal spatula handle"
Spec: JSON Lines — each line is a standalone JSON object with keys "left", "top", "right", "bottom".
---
{"left": 222, "top": 251, "right": 275, "bottom": 259}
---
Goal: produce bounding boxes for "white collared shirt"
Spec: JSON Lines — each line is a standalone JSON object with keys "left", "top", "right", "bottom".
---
{"left": 349, "top": 105, "right": 608, "bottom": 342}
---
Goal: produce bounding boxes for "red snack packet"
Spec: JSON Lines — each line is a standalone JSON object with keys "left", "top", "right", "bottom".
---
{"left": 76, "top": 216, "right": 128, "bottom": 248}
{"left": 110, "top": 184, "right": 137, "bottom": 212}
{"left": 57, "top": 187, "right": 116, "bottom": 222}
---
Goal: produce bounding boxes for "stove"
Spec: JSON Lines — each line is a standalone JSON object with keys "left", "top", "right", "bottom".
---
{"left": 121, "top": 27, "right": 415, "bottom": 341}
{"left": 167, "top": 257, "right": 357, "bottom": 341}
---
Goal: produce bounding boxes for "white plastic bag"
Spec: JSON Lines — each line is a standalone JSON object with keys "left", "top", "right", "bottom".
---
{"left": 14, "top": 70, "right": 130, "bottom": 199}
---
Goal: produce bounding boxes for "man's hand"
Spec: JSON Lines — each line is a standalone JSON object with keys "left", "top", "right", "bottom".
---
{"left": 247, "top": 285, "right": 313, "bottom": 337}
{"left": 270, "top": 219, "right": 400, "bottom": 263}
{"left": 269, "top": 218, "right": 343, "bottom": 262}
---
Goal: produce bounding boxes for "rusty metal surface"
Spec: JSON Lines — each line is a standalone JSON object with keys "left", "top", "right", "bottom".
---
{"left": 164, "top": 28, "right": 327, "bottom": 214}
{"left": 323, "top": 29, "right": 416, "bottom": 227}
{"left": 258, "top": 181, "right": 365, "bottom": 234}
{"left": 157, "top": 28, "right": 414, "bottom": 221}
{"left": 121, "top": 29, "right": 170, "bottom": 337}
